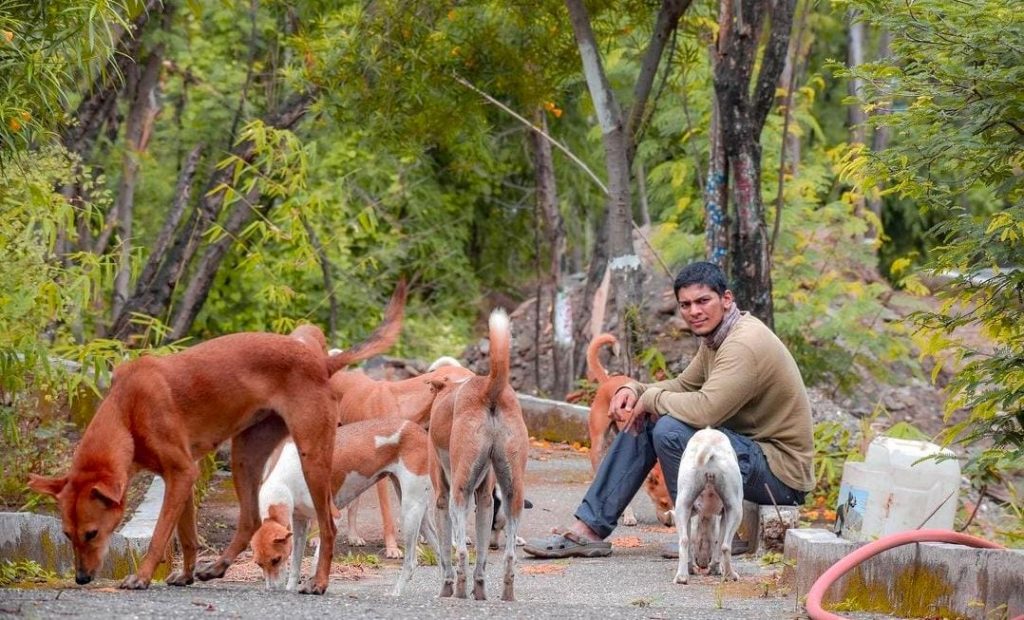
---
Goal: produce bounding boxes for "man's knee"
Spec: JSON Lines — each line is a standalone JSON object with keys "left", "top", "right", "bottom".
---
{"left": 651, "top": 417, "right": 698, "bottom": 457}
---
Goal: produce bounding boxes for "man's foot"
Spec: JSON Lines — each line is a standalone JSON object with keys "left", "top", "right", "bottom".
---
{"left": 523, "top": 530, "right": 612, "bottom": 559}
{"left": 660, "top": 536, "right": 750, "bottom": 559}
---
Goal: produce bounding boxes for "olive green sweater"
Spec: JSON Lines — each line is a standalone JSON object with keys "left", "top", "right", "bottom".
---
{"left": 627, "top": 313, "right": 814, "bottom": 492}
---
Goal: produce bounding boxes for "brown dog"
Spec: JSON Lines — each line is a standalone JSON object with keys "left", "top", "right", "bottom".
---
{"left": 27, "top": 281, "right": 407, "bottom": 594}
{"left": 427, "top": 309, "right": 528, "bottom": 601}
{"left": 329, "top": 357, "right": 473, "bottom": 557}
{"left": 585, "top": 333, "right": 674, "bottom": 527}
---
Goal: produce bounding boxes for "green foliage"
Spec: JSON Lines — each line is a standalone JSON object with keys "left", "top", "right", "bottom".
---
{"left": 0, "top": 559, "right": 58, "bottom": 587}
{"left": 810, "top": 420, "right": 862, "bottom": 508}
{"left": 841, "top": 0, "right": 1024, "bottom": 482}
{"left": 0, "top": 0, "right": 128, "bottom": 161}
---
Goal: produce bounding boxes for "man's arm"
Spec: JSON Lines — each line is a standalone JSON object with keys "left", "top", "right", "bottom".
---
{"left": 637, "top": 341, "right": 757, "bottom": 427}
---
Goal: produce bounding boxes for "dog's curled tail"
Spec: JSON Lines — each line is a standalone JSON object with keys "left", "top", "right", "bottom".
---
{"left": 485, "top": 308, "right": 511, "bottom": 408}
{"left": 586, "top": 333, "right": 619, "bottom": 384}
{"left": 326, "top": 279, "right": 407, "bottom": 375}
{"left": 694, "top": 442, "right": 716, "bottom": 468}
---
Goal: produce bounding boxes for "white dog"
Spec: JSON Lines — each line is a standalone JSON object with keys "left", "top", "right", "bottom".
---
{"left": 672, "top": 428, "right": 743, "bottom": 584}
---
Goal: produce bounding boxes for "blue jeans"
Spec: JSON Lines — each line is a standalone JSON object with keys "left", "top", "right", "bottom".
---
{"left": 575, "top": 415, "right": 806, "bottom": 538}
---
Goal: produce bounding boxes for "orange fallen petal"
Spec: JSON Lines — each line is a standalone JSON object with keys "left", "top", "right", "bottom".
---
{"left": 521, "top": 563, "right": 567, "bottom": 575}
{"left": 610, "top": 536, "right": 644, "bottom": 548}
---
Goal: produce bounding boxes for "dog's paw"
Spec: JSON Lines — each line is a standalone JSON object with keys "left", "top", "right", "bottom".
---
{"left": 195, "top": 560, "right": 228, "bottom": 581}
{"left": 165, "top": 569, "right": 194, "bottom": 587}
{"left": 298, "top": 579, "right": 328, "bottom": 595}
{"left": 473, "top": 579, "right": 487, "bottom": 600}
{"left": 347, "top": 535, "right": 367, "bottom": 546}
{"left": 440, "top": 581, "right": 454, "bottom": 598}
{"left": 620, "top": 508, "right": 638, "bottom": 527}
{"left": 119, "top": 574, "right": 151, "bottom": 590}
{"left": 384, "top": 546, "right": 403, "bottom": 559}
{"left": 724, "top": 570, "right": 739, "bottom": 582}
{"left": 673, "top": 571, "right": 689, "bottom": 585}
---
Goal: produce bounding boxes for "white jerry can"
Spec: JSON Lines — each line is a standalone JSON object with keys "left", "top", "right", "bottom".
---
{"left": 833, "top": 436, "right": 961, "bottom": 541}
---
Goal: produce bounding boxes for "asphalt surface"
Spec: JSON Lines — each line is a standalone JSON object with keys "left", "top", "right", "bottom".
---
{"left": 0, "top": 443, "right": 808, "bottom": 619}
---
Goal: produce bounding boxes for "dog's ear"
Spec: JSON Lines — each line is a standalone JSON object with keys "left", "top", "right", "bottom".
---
{"left": 273, "top": 531, "right": 293, "bottom": 545}
{"left": 90, "top": 479, "right": 124, "bottom": 507}
{"left": 426, "top": 378, "right": 448, "bottom": 393}
{"left": 28, "top": 474, "right": 68, "bottom": 497}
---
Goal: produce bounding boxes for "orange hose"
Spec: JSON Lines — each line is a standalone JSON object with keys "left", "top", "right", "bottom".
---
{"left": 805, "top": 529, "right": 1010, "bottom": 620}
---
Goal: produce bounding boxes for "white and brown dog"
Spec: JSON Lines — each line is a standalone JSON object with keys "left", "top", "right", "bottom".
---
{"left": 250, "top": 418, "right": 438, "bottom": 595}
{"left": 427, "top": 309, "right": 529, "bottom": 601}
{"left": 672, "top": 427, "right": 742, "bottom": 584}
{"left": 327, "top": 354, "right": 472, "bottom": 558}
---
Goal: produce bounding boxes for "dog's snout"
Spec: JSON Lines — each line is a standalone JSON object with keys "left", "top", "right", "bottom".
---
{"left": 75, "top": 571, "right": 93, "bottom": 585}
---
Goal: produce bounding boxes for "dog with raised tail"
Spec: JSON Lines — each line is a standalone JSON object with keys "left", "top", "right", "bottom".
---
{"left": 27, "top": 280, "right": 407, "bottom": 594}
{"left": 584, "top": 333, "right": 674, "bottom": 527}
{"left": 427, "top": 309, "right": 529, "bottom": 601}
{"left": 672, "top": 427, "right": 743, "bottom": 584}
{"left": 250, "top": 417, "right": 438, "bottom": 595}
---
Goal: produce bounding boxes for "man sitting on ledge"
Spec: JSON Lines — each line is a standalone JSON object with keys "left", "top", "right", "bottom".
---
{"left": 524, "top": 261, "right": 814, "bottom": 559}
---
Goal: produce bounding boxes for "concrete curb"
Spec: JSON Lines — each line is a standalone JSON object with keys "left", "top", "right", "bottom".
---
{"left": 0, "top": 512, "right": 160, "bottom": 581}
{"left": 782, "top": 528, "right": 1024, "bottom": 619}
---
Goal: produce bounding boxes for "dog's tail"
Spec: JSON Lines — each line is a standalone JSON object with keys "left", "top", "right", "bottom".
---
{"left": 485, "top": 308, "right": 511, "bottom": 407}
{"left": 326, "top": 279, "right": 407, "bottom": 375}
{"left": 694, "top": 442, "right": 716, "bottom": 468}
{"left": 586, "top": 333, "right": 619, "bottom": 384}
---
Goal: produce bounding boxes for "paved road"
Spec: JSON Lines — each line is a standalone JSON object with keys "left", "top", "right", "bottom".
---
{"left": 0, "top": 443, "right": 806, "bottom": 619}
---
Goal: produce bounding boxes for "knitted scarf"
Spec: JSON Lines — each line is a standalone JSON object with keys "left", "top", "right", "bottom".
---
{"left": 702, "top": 303, "right": 741, "bottom": 351}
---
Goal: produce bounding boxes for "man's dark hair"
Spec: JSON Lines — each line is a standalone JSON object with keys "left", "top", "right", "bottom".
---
{"left": 673, "top": 261, "right": 729, "bottom": 297}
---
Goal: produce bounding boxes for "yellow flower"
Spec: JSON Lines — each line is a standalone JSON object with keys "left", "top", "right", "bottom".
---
{"left": 2, "top": 30, "right": 13, "bottom": 44}
{"left": 8, "top": 117, "right": 21, "bottom": 132}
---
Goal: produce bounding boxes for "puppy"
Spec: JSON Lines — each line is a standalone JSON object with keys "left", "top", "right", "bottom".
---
{"left": 328, "top": 356, "right": 472, "bottom": 557}
{"left": 585, "top": 333, "right": 674, "bottom": 527}
{"left": 251, "top": 418, "right": 437, "bottom": 595}
{"left": 672, "top": 428, "right": 742, "bottom": 584}
{"left": 427, "top": 309, "right": 529, "bottom": 601}
{"left": 27, "top": 281, "right": 406, "bottom": 594}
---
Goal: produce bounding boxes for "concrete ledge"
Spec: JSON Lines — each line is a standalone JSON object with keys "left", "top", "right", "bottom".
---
{"left": 0, "top": 512, "right": 164, "bottom": 581}
{"left": 518, "top": 394, "right": 589, "bottom": 444}
{"left": 783, "top": 528, "right": 1024, "bottom": 619}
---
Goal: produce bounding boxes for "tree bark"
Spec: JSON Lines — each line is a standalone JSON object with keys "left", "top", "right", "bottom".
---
{"left": 705, "top": 95, "right": 729, "bottom": 268}
{"left": 712, "top": 0, "right": 796, "bottom": 328}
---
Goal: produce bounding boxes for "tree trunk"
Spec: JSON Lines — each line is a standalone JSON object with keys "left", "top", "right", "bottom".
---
{"left": 566, "top": 0, "right": 642, "bottom": 375}
{"left": 170, "top": 188, "right": 264, "bottom": 339}
{"left": 111, "top": 45, "right": 165, "bottom": 322}
{"left": 847, "top": 9, "right": 867, "bottom": 146}
{"left": 866, "top": 29, "right": 891, "bottom": 229}
{"left": 712, "top": 0, "right": 796, "bottom": 328}
{"left": 531, "top": 110, "right": 573, "bottom": 399}
{"left": 705, "top": 95, "right": 729, "bottom": 268}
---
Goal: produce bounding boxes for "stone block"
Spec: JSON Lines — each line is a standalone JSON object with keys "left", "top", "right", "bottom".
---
{"left": 783, "top": 527, "right": 1024, "bottom": 619}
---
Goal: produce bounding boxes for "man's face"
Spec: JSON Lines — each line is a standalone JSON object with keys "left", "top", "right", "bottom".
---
{"left": 676, "top": 284, "right": 733, "bottom": 336}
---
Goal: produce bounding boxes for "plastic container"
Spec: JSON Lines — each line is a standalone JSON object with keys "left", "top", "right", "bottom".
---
{"left": 834, "top": 436, "right": 960, "bottom": 541}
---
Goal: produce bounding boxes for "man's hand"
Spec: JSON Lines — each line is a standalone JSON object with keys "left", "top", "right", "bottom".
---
{"left": 610, "top": 387, "right": 656, "bottom": 435}
{"left": 609, "top": 387, "right": 637, "bottom": 425}
{"left": 623, "top": 404, "right": 657, "bottom": 435}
